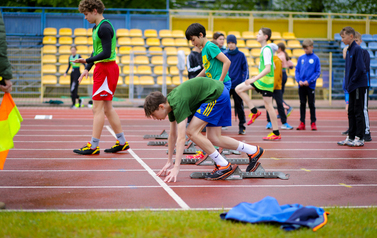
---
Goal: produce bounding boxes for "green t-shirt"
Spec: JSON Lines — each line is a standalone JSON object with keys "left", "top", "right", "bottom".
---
{"left": 202, "top": 41, "right": 231, "bottom": 82}
{"left": 167, "top": 77, "right": 224, "bottom": 123}
{"left": 92, "top": 19, "right": 117, "bottom": 63}
{"left": 69, "top": 55, "right": 80, "bottom": 68}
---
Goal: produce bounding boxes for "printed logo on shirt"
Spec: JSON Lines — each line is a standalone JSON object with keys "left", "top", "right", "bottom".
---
{"left": 203, "top": 55, "right": 210, "bottom": 70}
{"left": 309, "top": 59, "right": 314, "bottom": 64}
{"left": 301, "top": 59, "right": 305, "bottom": 64}
{"left": 100, "top": 94, "right": 108, "bottom": 97}
{"left": 196, "top": 109, "right": 201, "bottom": 114}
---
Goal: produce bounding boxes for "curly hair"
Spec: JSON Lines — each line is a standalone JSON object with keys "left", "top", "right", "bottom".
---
{"left": 144, "top": 91, "right": 167, "bottom": 118}
{"left": 79, "top": 0, "right": 105, "bottom": 14}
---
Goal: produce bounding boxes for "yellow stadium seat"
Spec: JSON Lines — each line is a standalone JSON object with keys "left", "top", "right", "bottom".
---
{"left": 177, "top": 47, "right": 190, "bottom": 56}
{"left": 144, "top": 29, "right": 158, "bottom": 38}
{"left": 273, "top": 40, "right": 286, "bottom": 46}
{"left": 59, "top": 28, "right": 72, "bottom": 36}
{"left": 134, "top": 56, "right": 149, "bottom": 65}
{"left": 255, "top": 58, "right": 260, "bottom": 65}
{"left": 87, "top": 28, "right": 93, "bottom": 36}
{"left": 139, "top": 76, "right": 155, "bottom": 85}
{"left": 206, "top": 31, "right": 213, "bottom": 39}
{"left": 120, "top": 55, "right": 130, "bottom": 64}
{"left": 149, "top": 46, "right": 163, "bottom": 55}
{"left": 157, "top": 76, "right": 172, "bottom": 85}
{"left": 43, "top": 45, "right": 57, "bottom": 54}
{"left": 58, "top": 45, "right": 71, "bottom": 54}
{"left": 42, "top": 55, "right": 57, "bottom": 64}
{"left": 174, "top": 39, "right": 188, "bottom": 46}
{"left": 59, "top": 75, "right": 70, "bottom": 84}
{"left": 246, "top": 40, "right": 260, "bottom": 48}
{"left": 44, "top": 27, "right": 57, "bottom": 36}
{"left": 58, "top": 55, "right": 70, "bottom": 64}
{"left": 122, "top": 66, "right": 137, "bottom": 75}
{"left": 316, "top": 78, "right": 323, "bottom": 87}
{"left": 136, "top": 65, "right": 152, "bottom": 75}
{"left": 172, "top": 30, "right": 185, "bottom": 38}
{"left": 249, "top": 67, "right": 259, "bottom": 76}
{"left": 172, "top": 76, "right": 187, "bottom": 85}
{"left": 282, "top": 32, "right": 296, "bottom": 40}
{"left": 286, "top": 49, "right": 292, "bottom": 57}
{"left": 161, "top": 38, "right": 175, "bottom": 47}
{"left": 146, "top": 38, "right": 160, "bottom": 46}
{"left": 242, "top": 31, "right": 255, "bottom": 40}
{"left": 287, "top": 40, "right": 302, "bottom": 49}
{"left": 130, "top": 37, "right": 145, "bottom": 46}
{"left": 74, "top": 28, "right": 87, "bottom": 36}
{"left": 285, "top": 78, "right": 295, "bottom": 87}
{"left": 151, "top": 56, "right": 164, "bottom": 65}
{"left": 87, "top": 37, "right": 93, "bottom": 45}
{"left": 239, "top": 48, "right": 250, "bottom": 57}
{"left": 167, "top": 56, "right": 178, "bottom": 65}
{"left": 130, "top": 29, "right": 143, "bottom": 37}
{"left": 125, "top": 76, "right": 139, "bottom": 85}
{"left": 116, "top": 29, "right": 129, "bottom": 38}
{"left": 59, "top": 37, "right": 73, "bottom": 45}
{"left": 80, "top": 76, "right": 92, "bottom": 85}
{"left": 164, "top": 47, "right": 177, "bottom": 56}
{"left": 119, "top": 46, "right": 132, "bottom": 55}
{"left": 237, "top": 40, "right": 246, "bottom": 48}
{"left": 228, "top": 31, "right": 241, "bottom": 38}
{"left": 288, "top": 68, "right": 295, "bottom": 77}
{"left": 132, "top": 46, "right": 147, "bottom": 55}
{"left": 42, "top": 65, "right": 57, "bottom": 74}
{"left": 250, "top": 48, "right": 261, "bottom": 57}
{"left": 118, "top": 37, "right": 131, "bottom": 45}
{"left": 58, "top": 65, "right": 67, "bottom": 74}
{"left": 154, "top": 65, "right": 167, "bottom": 75}
{"left": 159, "top": 29, "right": 172, "bottom": 38}
{"left": 76, "top": 45, "right": 89, "bottom": 55}
{"left": 42, "top": 75, "right": 57, "bottom": 84}
{"left": 247, "top": 57, "right": 254, "bottom": 66}
{"left": 169, "top": 66, "right": 179, "bottom": 75}
{"left": 74, "top": 36, "right": 88, "bottom": 45}
{"left": 118, "top": 76, "right": 124, "bottom": 85}
{"left": 292, "top": 49, "right": 305, "bottom": 57}
{"left": 271, "top": 32, "right": 282, "bottom": 40}
{"left": 43, "top": 36, "right": 57, "bottom": 45}
{"left": 214, "top": 30, "right": 226, "bottom": 37}
{"left": 290, "top": 57, "right": 297, "bottom": 66}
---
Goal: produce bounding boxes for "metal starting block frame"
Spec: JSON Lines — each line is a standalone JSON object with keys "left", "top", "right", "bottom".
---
{"left": 143, "top": 130, "right": 169, "bottom": 139}
{"left": 179, "top": 151, "right": 249, "bottom": 165}
{"left": 147, "top": 141, "right": 167, "bottom": 146}
{"left": 190, "top": 163, "right": 290, "bottom": 180}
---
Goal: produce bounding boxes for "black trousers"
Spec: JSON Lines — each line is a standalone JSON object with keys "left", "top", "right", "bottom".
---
{"left": 348, "top": 87, "right": 367, "bottom": 140}
{"left": 70, "top": 68, "right": 80, "bottom": 106}
{"left": 229, "top": 89, "right": 246, "bottom": 130}
{"left": 299, "top": 86, "right": 316, "bottom": 124}
{"left": 267, "top": 89, "right": 287, "bottom": 124}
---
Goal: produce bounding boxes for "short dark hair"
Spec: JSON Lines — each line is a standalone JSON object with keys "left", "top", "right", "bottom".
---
{"left": 79, "top": 0, "right": 105, "bottom": 14}
{"left": 185, "top": 23, "right": 206, "bottom": 40}
{"left": 302, "top": 39, "right": 314, "bottom": 48}
{"left": 213, "top": 32, "right": 225, "bottom": 40}
{"left": 340, "top": 26, "right": 355, "bottom": 37}
{"left": 260, "top": 27, "right": 271, "bottom": 41}
{"left": 144, "top": 91, "right": 167, "bottom": 118}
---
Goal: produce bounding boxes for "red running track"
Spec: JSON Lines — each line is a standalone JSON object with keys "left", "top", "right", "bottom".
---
{"left": 0, "top": 107, "right": 376, "bottom": 211}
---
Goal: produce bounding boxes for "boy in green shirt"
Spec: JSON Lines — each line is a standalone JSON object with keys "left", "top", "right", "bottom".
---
{"left": 185, "top": 23, "right": 232, "bottom": 90}
{"left": 144, "top": 77, "right": 264, "bottom": 182}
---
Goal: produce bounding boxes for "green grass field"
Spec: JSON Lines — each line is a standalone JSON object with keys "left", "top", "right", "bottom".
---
{"left": 1, "top": 208, "right": 376, "bottom": 237}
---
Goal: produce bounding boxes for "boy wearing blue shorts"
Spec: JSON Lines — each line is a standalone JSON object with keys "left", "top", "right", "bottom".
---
{"left": 144, "top": 77, "right": 264, "bottom": 182}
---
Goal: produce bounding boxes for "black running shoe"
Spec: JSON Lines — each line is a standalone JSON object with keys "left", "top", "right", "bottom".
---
{"left": 341, "top": 129, "right": 349, "bottom": 135}
{"left": 205, "top": 163, "right": 236, "bottom": 180}
{"left": 246, "top": 146, "right": 264, "bottom": 172}
{"left": 73, "top": 142, "right": 100, "bottom": 155}
{"left": 104, "top": 141, "right": 130, "bottom": 153}
{"left": 364, "top": 133, "right": 372, "bottom": 142}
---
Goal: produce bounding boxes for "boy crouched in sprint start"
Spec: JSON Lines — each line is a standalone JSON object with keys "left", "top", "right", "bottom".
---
{"left": 143, "top": 77, "right": 265, "bottom": 182}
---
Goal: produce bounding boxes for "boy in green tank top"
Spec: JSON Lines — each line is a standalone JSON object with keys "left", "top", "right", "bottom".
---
{"left": 235, "top": 28, "right": 281, "bottom": 140}
{"left": 72, "top": 0, "right": 130, "bottom": 155}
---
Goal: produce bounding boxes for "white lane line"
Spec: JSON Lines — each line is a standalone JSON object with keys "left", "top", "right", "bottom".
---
{"left": 105, "top": 125, "right": 190, "bottom": 210}
{"left": 1, "top": 169, "right": 377, "bottom": 172}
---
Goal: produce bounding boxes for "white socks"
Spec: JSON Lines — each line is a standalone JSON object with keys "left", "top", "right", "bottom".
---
{"left": 237, "top": 142, "right": 257, "bottom": 155}
{"left": 209, "top": 150, "right": 229, "bottom": 167}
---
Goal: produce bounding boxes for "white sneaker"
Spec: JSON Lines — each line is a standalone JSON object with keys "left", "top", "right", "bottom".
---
{"left": 337, "top": 136, "right": 352, "bottom": 146}
{"left": 347, "top": 136, "right": 364, "bottom": 147}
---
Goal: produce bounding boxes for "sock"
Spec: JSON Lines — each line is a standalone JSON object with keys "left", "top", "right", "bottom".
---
{"left": 251, "top": 107, "right": 258, "bottom": 114}
{"left": 90, "top": 137, "right": 100, "bottom": 149}
{"left": 237, "top": 142, "right": 257, "bottom": 155}
{"left": 116, "top": 132, "right": 126, "bottom": 145}
{"left": 209, "top": 150, "right": 228, "bottom": 167}
{"left": 273, "top": 130, "right": 280, "bottom": 136}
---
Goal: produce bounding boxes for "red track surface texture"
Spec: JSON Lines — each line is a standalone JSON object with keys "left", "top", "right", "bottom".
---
{"left": 1, "top": 107, "right": 376, "bottom": 211}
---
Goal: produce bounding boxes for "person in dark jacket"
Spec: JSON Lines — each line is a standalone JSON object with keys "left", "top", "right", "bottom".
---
{"left": 186, "top": 45, "right": 203, "bottom": 79}
{"left": 0, "top": 12, "right": 12, "bottom": 94}
{"left": 225, "top": 34, "right": 248, "bottom": 134}
{"left": 337, "top": 26, "right": 369, "bottom": 147}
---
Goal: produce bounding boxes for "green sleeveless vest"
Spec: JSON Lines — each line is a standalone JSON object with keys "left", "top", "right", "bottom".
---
{"left": 254, "top": 45, "right": 274, "bottom": 92}
{"left": 69, "top": 55, "right": 80, "bottom": 68}
{"left": 92, "top": 19, "right": 116, "bottom": 63}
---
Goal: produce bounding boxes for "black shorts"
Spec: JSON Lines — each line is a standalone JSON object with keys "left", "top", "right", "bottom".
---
{"left": 250, "top": 83, "right": 273, "bottom": 97}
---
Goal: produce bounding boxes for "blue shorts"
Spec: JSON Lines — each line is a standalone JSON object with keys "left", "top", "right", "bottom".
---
{"left": 194, "top": 87, "right": 232, "bottom": 127}
{"left": 345, "top": 92, "right": 349, "bottom": 104}
{"left": 223, "top": 80, "right": 231, "bottom": 91}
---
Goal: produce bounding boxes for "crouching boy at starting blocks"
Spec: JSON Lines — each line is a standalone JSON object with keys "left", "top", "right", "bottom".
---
{"left": 144, "top": 77, "right": 265, "bottom": 182}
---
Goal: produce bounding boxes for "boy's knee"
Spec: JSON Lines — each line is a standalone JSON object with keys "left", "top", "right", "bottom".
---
{"left": 235, "top": 85, "right": 243, "bottom": 95}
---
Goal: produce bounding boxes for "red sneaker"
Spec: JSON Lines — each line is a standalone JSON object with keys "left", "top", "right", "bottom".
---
{"left": 311, "top": 122, "right": 317, "bottom": 131}
{"left": 296, "top": 122, "right": 305, "bottom": 130}
{"left": 247, "top": 111, "right": 262, "bottom": 125}
{"left": 186, "top": 151, "right": 205, "bottom": 159}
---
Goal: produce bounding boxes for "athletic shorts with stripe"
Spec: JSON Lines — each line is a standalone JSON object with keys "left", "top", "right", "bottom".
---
{"left": 92, "top": 61, "right": 119, "bottom": 101}
{"left": 194, "top": 87, "right": 232, "bottom": 127}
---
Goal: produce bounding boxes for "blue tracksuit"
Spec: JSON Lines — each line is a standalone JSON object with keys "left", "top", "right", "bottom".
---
{"left": 295, "top": 52, "right": 321, "bottom": 89}
{"left": 344, "top": 41, "right": 368, "bottom": 93}
{"left": 225, "top": 48, "right": 249, "bottom": 89}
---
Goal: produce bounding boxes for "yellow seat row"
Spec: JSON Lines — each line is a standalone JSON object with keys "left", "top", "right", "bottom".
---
{"left": 116, "top": 29, "right": 185, "bottom": 38}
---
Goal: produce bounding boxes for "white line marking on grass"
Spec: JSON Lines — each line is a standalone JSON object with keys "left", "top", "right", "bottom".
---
{"left": 105, "top": 125, "right": 190, "bottom": 210}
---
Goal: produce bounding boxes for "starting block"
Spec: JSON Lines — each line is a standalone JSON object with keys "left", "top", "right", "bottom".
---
{"left": 169, "top": 142, "right": 202, "bottom": 154}
{"left": 147, "top": 141, "right": 167, "bottom": 146}
{"left": 143, "top": 130, "right": 169, "bottom": 139}
{"left": 179, "top": 149, "right": 248, "bottom": 165}
{"left": 190, "top": 163, "right": 290, "bottom": 180}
